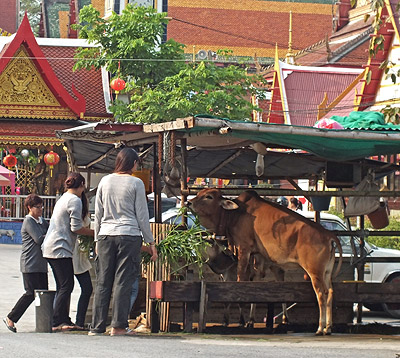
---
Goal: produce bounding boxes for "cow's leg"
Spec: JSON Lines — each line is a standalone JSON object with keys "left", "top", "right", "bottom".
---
{"left": 245, "top": 303, "right": 256, "bottom": 328}
{"left": 270, "top": 266, "right": 288, "bottom": 324}
{"left": 308, "top": 273, "right": 328, "bottom": 336}
{"left": 238, "top": 304, "right": 246, "bottom": 327}
{"left": 324, "top": 283, "right": 334, "bottom": 335}
{"left": 223, "top": 303, "right": 231, "bottom": 326}
{"left": 236, "top": 248, "right": 251, "bottom": 281}
{"left": 323, "top": 263, "right": 335, "bottom": 335}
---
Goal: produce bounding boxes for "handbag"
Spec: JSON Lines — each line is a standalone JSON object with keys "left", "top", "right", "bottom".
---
{"left": 344, "top": 173, "right": 381, "bottom": 217}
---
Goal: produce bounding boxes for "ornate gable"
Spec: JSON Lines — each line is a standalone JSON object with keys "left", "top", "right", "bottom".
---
{"left": 0, "top": 48, "right": 77, "bottom": 119}
{"left": 0, "top": 13, "right": 86, "bottom": 119}
{"left": 0, "top": 48, "right": 59, "bottom": 106}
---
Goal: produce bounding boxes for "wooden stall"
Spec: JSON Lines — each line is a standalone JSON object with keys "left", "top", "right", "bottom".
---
{"left": 57, "top": 116, "right": 400, "bottom": 333}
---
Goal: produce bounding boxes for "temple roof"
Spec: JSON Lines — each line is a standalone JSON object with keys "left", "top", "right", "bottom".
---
{"left": 265, "top": 60, "right": 363, "bottom": 126}
{"left": 0, "top": 0, "right": 17, "bottom": 34}
{"left": 167, "top": 0, "right": 335, "bottom": 63}
{"left": 0, "top": 14, "right": 111, "bottom": 121}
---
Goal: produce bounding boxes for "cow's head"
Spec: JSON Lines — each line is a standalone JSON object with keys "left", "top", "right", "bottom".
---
{"left": 186, "top": 188, "right": 238, "bottom": 217}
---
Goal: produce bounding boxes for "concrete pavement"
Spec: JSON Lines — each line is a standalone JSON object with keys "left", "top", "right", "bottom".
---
{"left": 1, "top": 244, "right": 400, "bottom": 358}
{"left": 0, "top": 243, "right": 82, "bottom": 333}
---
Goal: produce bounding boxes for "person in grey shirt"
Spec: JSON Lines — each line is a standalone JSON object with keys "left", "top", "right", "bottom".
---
{"left": 89, "top": 147, "right": 157, "bottom": 337}
{"left": 3, "top": 194, "right": 48, "bottom": 333}
{"left": 42, "top": 172, "right": 94, "bottom": 331}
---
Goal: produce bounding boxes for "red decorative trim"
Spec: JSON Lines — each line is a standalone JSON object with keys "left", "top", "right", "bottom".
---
{"left": 0, "top": 14, "right": 86, "bottom": 116}
{"left": 359, "top": 5, "right": 394, "bottom": 110}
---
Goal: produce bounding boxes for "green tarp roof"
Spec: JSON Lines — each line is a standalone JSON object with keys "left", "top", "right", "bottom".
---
{"left": 173, "top": 117, "right": 400, "bottom": 162}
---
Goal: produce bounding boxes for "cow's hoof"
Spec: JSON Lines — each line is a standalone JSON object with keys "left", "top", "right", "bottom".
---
{"left": 315, "top": 330, "right": 324, "bottom": 336}
{"left": 323, "top": 328, "right": 332, "bottom": 335}
{"left": 245, "top": 322, "right": 254, "bottom": 329}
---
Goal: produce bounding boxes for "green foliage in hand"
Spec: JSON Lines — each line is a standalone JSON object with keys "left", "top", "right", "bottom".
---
{"left": 142, "top": 208, "right": 211, "bottom": 276}
{"left": 78, "top": 235, "right": 95, "bottom": 253}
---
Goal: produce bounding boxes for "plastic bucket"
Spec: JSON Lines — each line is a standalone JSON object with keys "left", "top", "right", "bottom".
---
{"left": 367, "top": 201, "right": 389, "bottom": 229}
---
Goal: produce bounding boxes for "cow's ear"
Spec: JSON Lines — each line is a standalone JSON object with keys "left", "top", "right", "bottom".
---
{"left": 221, "top": 199, "right": 239, "bottom": 210}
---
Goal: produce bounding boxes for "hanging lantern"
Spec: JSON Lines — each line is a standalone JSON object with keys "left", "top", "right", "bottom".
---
{"left": 110, "top": 78, "right": 126, "bottom": 97}
{"left": 110, "top": 60, "right": 126, "bottom": 99}
{"left": 44, "top": 150, "right": 60, "bottom": 177}
{"left": 21, "top": 149, "right": 29, "bottom": 159}
{"left": 3, "top": 154, "right": 17, "bottom": 170}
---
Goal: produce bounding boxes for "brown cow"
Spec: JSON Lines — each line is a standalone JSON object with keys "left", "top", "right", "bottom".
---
{"left": 187, "top": 188, "right": 343, "bottom": 335}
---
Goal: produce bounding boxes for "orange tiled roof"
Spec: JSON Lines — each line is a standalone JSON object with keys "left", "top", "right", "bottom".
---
{"left": 41, "top": 46, "right": 110, "bottom": 118}
{"left": 0, "top": 0, "right": 17, "bottom": 33}
{"left": 167, "top": 1, "right": 334, "bottom": 59}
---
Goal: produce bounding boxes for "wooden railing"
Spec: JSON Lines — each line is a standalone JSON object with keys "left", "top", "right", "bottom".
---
{"left": 0, "top": 195, "right": 57, "bottom": 220}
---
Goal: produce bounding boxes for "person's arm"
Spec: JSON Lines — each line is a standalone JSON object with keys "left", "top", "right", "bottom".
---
{"left": 24, "top": 218, "right": 47, "bottom": 245}
{"left": 134, "top": 180, "right": 155, "bottom": 245}
{"left": 94, "top": 183, "right": 104, "bottom": 241}
{"left": 74, "top": 226, "right": 94, "bottom": 236}
{"left": 141, "top": 243, "right": 157, "bottom": 261}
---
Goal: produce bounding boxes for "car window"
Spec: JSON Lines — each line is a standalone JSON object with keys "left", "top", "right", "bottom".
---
{"left": 164, "top": 214, "right": 198, "bottom": 229}
{"left": 320, "top": 219, "right": 357, "bottom": 256}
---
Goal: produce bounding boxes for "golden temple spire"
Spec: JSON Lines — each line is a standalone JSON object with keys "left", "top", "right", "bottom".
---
{"left": 285, "top": 11, "right": 296, "bottom": 65}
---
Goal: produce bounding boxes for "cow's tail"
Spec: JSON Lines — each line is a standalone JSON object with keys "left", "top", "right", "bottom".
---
{"left": 331, "top": 234, "right": 343, "bottom": 279}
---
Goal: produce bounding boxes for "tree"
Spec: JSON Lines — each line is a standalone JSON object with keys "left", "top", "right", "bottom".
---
{"left": 74, "top": 5, "right": 186, "bottom": 91}
{"left": 19, "top": 0, "right": 41, "bottom": 35}
{"left": 74, "top": 4, "right": 265, "bottom": 123}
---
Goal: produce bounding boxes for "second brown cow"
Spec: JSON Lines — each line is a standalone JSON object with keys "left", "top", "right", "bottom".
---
{"left": 187, "top": 188, "right": 342, "bottom": 335}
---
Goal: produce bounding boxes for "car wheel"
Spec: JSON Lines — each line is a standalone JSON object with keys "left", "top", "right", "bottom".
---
{"left": 363, "top": 303, "right": 383, "bottom": 312}
{"left": 382, "top": 274, "right": 400, "bottom": 319}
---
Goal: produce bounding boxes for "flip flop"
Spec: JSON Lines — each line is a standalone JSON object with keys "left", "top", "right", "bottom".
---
{"left": 110, "top": 328, "right": 137, "bottom": 336}
{"left": 52, "top": 324, "right": 76, "bottom": 332}
{"left": 3, "top": 317, "right": 17, "bottom": 333}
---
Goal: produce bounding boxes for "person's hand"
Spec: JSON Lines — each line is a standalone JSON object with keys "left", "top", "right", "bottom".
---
{"left": 150, "top": 245, "right": 158, "bottom": 262}
{"left": 141, "top": 245, "right": 152, "bottom": 255}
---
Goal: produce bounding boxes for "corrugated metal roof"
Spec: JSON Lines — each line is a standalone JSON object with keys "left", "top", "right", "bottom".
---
{"left": 284, "top": 70, "right": 361, "bottom": 126}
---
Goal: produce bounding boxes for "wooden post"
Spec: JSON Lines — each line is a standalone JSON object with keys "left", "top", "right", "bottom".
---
{"left": 356, "top": 215, "right": 365, "bottom": 324}
{"left": 153, "top": 144, "right": 162, "bottom": 223}
{"left": 183, "top": 269, "right": 194, "bottom": 332}
{"left": 198, "top": 280, "right": 208, "bottom": 333}
{"left": 180, "top": 137, "right": 188, "bottom": 225}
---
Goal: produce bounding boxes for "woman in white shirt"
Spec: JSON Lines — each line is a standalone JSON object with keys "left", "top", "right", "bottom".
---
{"left": 89, "top": 148, "right": 157, "bottom": 336}
{"left": 42, "top": 172, "right": 94, "bottom": 331}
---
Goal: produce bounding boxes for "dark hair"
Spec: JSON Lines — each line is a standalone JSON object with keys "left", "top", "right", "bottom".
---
{"left": 114, "top": 148, "right": 139, "bottom": 174}
{"left": 290, "top": 197, "right": 299, "bottom": 207}
{"left": 65, "top": 172, "right": 88, "bottom": 219}
{"left": 290, "top": 197, "right": 303, "bottom": 210}
{"left": 65, "top": 172, "right": 85, "bottom": 189}
{"left": 24, "top": 194, "right": 43, "bottom": 212}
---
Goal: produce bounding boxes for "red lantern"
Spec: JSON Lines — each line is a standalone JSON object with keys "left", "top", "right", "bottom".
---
{"left": 110, "top": 78, "right": 126, "bottom": 97}
{"left": 44, "top": 150, "right": 60, "bottom": 177}
{"left": 3, "top": 154, "right": 17, "bottom": 169}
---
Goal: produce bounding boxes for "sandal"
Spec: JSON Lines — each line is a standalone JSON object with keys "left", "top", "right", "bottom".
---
{"left": 3, "top": 317, "right": 16, "bottom": 333}
{"left": 52, "top": 323, "right": 76, "bottom": 332}
{"left": 110, "top": 328, "right": 137, "bottom": 336}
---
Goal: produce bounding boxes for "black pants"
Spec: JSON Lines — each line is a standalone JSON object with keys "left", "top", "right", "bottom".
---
{"left": 75, "top": 270, "right": 93, "bottom": 328}
{"left": 91, "top": 235, "right": 142, "bottom": 333}
{"left": 8, "top": 272, "right": 48, "bottom": 323}
{"left": 47, "top": 258, "right": 74, "bottom": 327}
